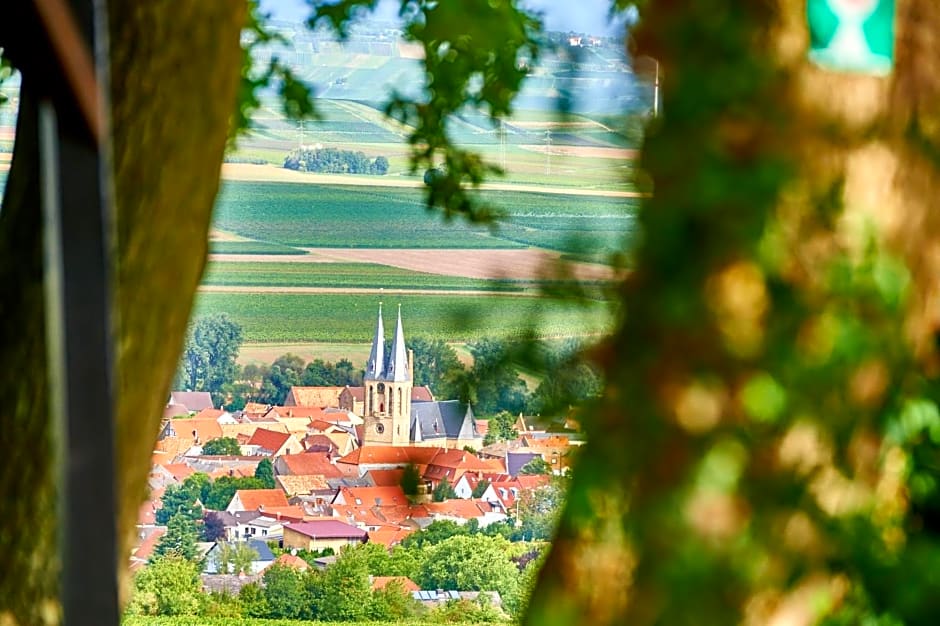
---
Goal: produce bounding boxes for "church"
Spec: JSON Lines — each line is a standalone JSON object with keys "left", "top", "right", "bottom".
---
{"left": 360, "top": 303, "right": 482, "bottom": 449}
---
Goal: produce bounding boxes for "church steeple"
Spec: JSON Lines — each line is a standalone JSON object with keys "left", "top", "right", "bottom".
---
{"left": 384, "top": 304, "right": 410, "bottom": 382}
{"left": 365, "top": 303, "right": 385, "bottom": 380}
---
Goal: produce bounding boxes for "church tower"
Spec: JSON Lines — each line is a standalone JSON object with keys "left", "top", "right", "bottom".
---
{"left": 363, "top": 303, "right": 413, "bottom": 446}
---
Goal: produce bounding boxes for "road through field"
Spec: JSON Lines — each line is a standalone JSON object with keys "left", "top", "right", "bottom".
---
{"left": 221, "top": 163, "right": 648, "bottom": 198}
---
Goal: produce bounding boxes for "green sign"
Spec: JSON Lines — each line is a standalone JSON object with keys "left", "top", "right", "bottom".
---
{"left": 808, "top": 0, "right": 895, "bottom": 75}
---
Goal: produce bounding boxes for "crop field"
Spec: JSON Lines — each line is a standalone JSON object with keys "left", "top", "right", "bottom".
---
{"left": 193, "top": 292, "right": 612, "bottom": 343}
{"left": 202, "top": 262, "right": 545, "bottom": 292}
{"left": 209, "top": 241, "right": 305, "bottom": 255}
{"left": 212, "top": 181, "right": 636, "bottom": 256}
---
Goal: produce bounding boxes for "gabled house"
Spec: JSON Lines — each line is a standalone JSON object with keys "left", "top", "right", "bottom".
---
{"left": 225, "top": 489, "right": 289, "bottom": 514}
{"left": 245, "top": 428, "right": 301, "bottom": 457}
{"left": 168, "top": 391, "right": 214, "bottom": 414}
{"left": 282, "top": 520, "right": 367, "bottom": 552}
{"left": 275, "top": 451, "right": 343, "bottom": 478}
{"left": 204, "top": 538, "right": 276, "bottom": 575}
{"left": 284, "top": 386, "right": 345, "bottom": 408}
{"left": 424, "top": 499, "right": 507, "bottom": 527}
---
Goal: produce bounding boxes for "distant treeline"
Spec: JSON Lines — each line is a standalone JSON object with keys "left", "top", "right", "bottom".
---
{"left": 283, "top": 147, "right": 389, "bottom": 175}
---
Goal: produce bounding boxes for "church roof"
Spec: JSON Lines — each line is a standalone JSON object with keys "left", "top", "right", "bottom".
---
{"left": 384, "top": 305, "right": 410, "bottom": 382}
{"left": 366, "top": 304, "right": 385, "bottom": 379}
{"left": 411, "top": 400, "right": 478, "bottom": 441}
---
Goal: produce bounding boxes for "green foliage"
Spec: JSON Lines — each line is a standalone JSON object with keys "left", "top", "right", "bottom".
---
{"left": 201, "top": 512, "right": 226, "bottom": 542}
{"left": 369, "top": 579, "right": 424, "bottom": 621}
{"left": 409, "top": 337, "right": 466, "bottom": 400}
{"left": 472, "top": 479, "right": 491, "bottom": 499}
{"left": 201, "top": 437, "right": 242, "bottom": 456}
{"left": 302, "top": 357, "right": 363, "bottom": 387}
{"left": 467, "top": 339, "right": 528, "bottom": 415}
{"left": 518, "top": 457, "right": 550, "bottom": 476}
{"left": 126, "top": 555, "right": 203, "bottom": 617}
{"left": 236, "top": 582, "right": 268, "bottom": 618}
{"left": 284, "top": 147, "right": 389, "bottom": 175}
{"left": 429, "top": 597, "right": 505, "bottom": 624}
{"left": 418, "top": 535, "right": 519, "bottom": 601}
{"left": 401, "top": 520, "right": 467, "bottom": 549}
{"left": 314, "top": 547, "right": 374, "bottom": 621}
{"left": 400, "top": 463, "right": 421, "bottom": 497}
{"left": 152, "top": 514, "right": 201, "bottom": 562}
{"left": 483, "top": 411, "right": 518, "bottom": 445}
{"left": 213, "top": 541, "right": 259, "bottom": 575}
{"left": 261, "top": 564, "right": 308, "bottom": 620}
{"left": 156, "top": 483, "right": 203, "bottom": 525}
{"left": 257, "top": 353, "right": 305, "bottom": 404}
{"left": 432, "top": 477, "right": 458, "bottom": 502}
{"left": 174, "top": 314, "right": 243, "bottom": 405}
{"left": 201, "top": 475, "right": 267, "bottom": 511}
{"left": 525, "top": 343, "right": 603, "bottom": 417}
{"left": 254, "top": 459, "right": 276, "bottom": 489}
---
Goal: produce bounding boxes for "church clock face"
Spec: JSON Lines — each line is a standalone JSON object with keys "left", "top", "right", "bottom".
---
{"left": 375, "top": 423, "right": 385, "bottom": 434}
{"left": 377, "top": 383, "right": 385, "bottom": 393}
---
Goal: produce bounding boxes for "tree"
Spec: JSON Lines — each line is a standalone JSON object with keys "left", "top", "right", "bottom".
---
{"left": 152, "top": 513, "right": 200, "bottom": 562}
{"left": 201, "top": 436, "right": 242, "bottom": 456}
{"left": 175, "top": 314, "right": 243, "bottom": 405}
{"left": 156, "top": 483, "right": 203, "bottom": 525}
{"left": 468, "top": 339, "right": 529, "bottom": 415}
{"left": 402, "top": 520, "right": 467, "bottom": 549}
{"left": 418, "top": 535, "right": 519, "bottom": 601}
{"left": 254, "top": 458, "right": 275, "bottom": 489}
{"left": 370, "top": 578, "right": 422, "bottom": 620}
{"left": 472, "top": 479, "right": 491, "bottom": 499}
{"left": 519, "top": 457, "right": 551, "bottom": 476}
{"left": 409, "top": 336, "right": 465, "bottom": 399}
{"left": 126, "top": 554, "right": 203, "bottom": 616}
{"left": 315, "top": 547, "right": 373, "bottom": 621}
{"left": 400, "top": 463, "right": 421, "bottom": 497}
{"left": 432, "top": 477, "right": 458, "bottom": 502}
{"left": 261, "top": 563, "right": 308, "bottom": 619}
{"left": 237, "top": 582, "right": 268, "bottom": 618}
{"left": 214, "top": 541, "right": 258, "bottom": 575}
{"left": 201, "top": 475, "right": 266, "bottom": 511}
{"left": 202, "top": 512, "right": 226, "bottom": 542}
{"left": 483, "top": 410, "right": 518, "bottom": 445}
{"left": 258, "top": 353, "right": 305, "bottom": 405}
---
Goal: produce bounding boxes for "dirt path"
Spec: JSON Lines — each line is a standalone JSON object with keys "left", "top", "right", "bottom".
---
{"left": 209, "top": 247, "right": 622, "bottom": 281}
{"left": 198, "top": 285, "right": 541, "bottom": 296}
{"left": 221, "top": 163, "right": 647, "bottom": 199}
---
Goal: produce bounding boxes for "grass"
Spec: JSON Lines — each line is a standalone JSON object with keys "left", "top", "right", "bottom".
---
{"left": 212, "top": 181, "right": 636, "bottom": 255}
{"left": 193, "top": 292, "right": 612, "bottom": 343}
{"left": 209, "top": 241, "right": 305, "bottom": 255}
{"left": 203, "top": 262, "right": 541, "bottom": 292}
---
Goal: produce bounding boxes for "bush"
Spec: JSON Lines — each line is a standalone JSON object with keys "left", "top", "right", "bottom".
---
{"left": 283, "top": 147, "right": 389, "bottom": 175}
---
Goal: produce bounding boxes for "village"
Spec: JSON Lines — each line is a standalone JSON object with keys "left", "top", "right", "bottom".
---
{"left": 132, "top": 305, "right": 584, "bottom": 619}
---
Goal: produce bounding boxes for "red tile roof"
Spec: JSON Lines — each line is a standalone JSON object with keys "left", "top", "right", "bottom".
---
{"left": 285, "top": 519, "right": 367, "bottom": 540}
{"left": 280, "top": 453, "right": 343, "bottom": 478}
{"left": 368, "top": 469, "right": 405, "bottom": 487}
{"left": 193, "top": 408, "right": 227, "bottom": 420}
{"left": 367, "top": 528, "right": 415, "bottom": 548}
{"left": 247, "top": 428, "right": 291, "bottom": 453}
{"left": 285, "top": 386, "right": 345, "bottom": 408}
{"left": 411, "top": 386, "right": 434, "bottom": 402}
{"left": 231, "top": 489, "right": 289, "bottom": 512}
{"left": 425, "top": 499, "right": 495, "bottom": 520}
{"left": 132, "top": 527, "right": 166, "bottom": 562}
{"left": 272, "top": 553, "right": 310, "bottom": 571}
{"left": 338, "top": 446, "right": 439, "bottom": 466}
{"left": 371, "top": 576, "right": 419, "bottom": 592}
{"left": 337, "top": 486, "right": 408, "bottom": 507}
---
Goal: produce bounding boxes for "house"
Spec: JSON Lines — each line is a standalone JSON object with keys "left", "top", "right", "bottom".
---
{"left": 282, "top": 520, "right": 368, "bottom": 552}
{"left": 422, "top": 449, "right": 492, "bottom": 490}
{"left": 506, "top": 450, "right": 542, "bottom": 477}
{"left": 367, "top": 528, "right": 414, "bottom": 547}
{"left": 245, "top": 428, "right": 301, "bottom": 457}
{"left": 275, "top": 474, "right": 332, "bottom": 499}
{"left": 335, "top": 445, "right": 439, "bottom": 478}
{"left": 204, "top": 539, "right": 276, "bottom": 575}
{"left": 270, "top": 553, "right": 310, "bottom": 572}
{"left": 168, "top": 391, "right": 214, "bottom": 414}
{"left": 275, "top": 452, "right": 343, "bottom": 478}
{"left": 453, "top": 473, "right": 510, "bottom": 500}
{"left": 424, "top": 499, "right": 507, "bottom": 527}
{"left": 284, "top": 386, "right": 345, "bottom": 408}
{"left": 371, "top": 576, "right": 419, "bottom": 592}
{"left": 193, "top": 407, "right": 236, "bottom": 424}
{"left": 332, "top": 485, "right": 409, "bottom": 508}
{"left": 156, "top": 417, "right": 224, "bottom": 456}
{"left": 225, "top": 489, "right": 289, "bottom": 514}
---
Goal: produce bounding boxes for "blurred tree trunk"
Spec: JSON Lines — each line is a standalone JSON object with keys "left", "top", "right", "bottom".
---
{"left": 0, "top": 2, "right": 245, "bottom": 622}
{"left": 526, "top": 1, "right": 940, "bottom": 625}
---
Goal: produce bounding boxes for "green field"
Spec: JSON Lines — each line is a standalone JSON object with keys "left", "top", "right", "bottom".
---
{"left": 123, "top": 619, "right": 486, "bottom": 626}
{"left": 203, "top": 262, "right": 547, "bottom": 292}
{"left": 212, "top": 181, "right": 635, "bottom": 256}
{"left": 193, "top": 292, "right": 612, "bottom": 343}
{"left": 209, "top": 241, "right": 305, "bottom": 255}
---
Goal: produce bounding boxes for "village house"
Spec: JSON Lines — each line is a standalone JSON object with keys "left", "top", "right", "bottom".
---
{"left": 244, "top": 427, "right": 302, "bottom": 457}
{"left": 282, "top": 519, "right": 368, "bottom": 552}
{"left": 225, "top": 489, "right": 289, "bottom": 514}
{"left": 167, "top": 391, "right": 214, "bottom": 415}
{"left": 204, "top": 538, "right": 276, "bottom": 575}
{"left": 284, "top": 386, "right": 346, "bottom": 408}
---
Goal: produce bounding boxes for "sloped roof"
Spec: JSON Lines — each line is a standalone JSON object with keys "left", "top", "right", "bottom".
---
{"left": 337, "top": 485, "right": 408, "bottom": 507}
{"left": 160, "top": 463, "right": 195, "bottom": 482}
{"left": 475, "top": 420, "right": 490, "bottom": 436}
{"left": 367, "top": 468, "right": 405, "bottom": 487}
{"left": 411, "top": 386, "right": 434, "bottom": 402}
{"left": 221, "top": 422, "right": 288, "bottom": 440}
{"left": 285, "top": 387, "right": 345, "bottom": 408}
{"left": 280, "top": 453, "right": 343, "bottom": 478}
{"left": 338, "top": 445, "right": 439, "bottom": 466}
{"left": 368, "top": 528, "right": 415, "bottom": 548}
{"left": 242, "top": 402, "right": 270, "bottom": 415}
{"left": 131, "top": 527, "right": 166, "bottom": 562}
{"left": 163, "top": 403, "right": 190, "bottom": 419}
{"left": 372, "top": 576, "right": 419, "bottom": 592}
{"left": 273, "top": 553, "right": 310, "bottom": 571}
{"left": 427, "top": 448, "right": 490, "bottom": 471}
{"left": 193, "top": 408, "right": 227, "bottom": 421}
{"left": 302, "top": 434, "right": 338, "bottom": 453}
{"left": 286, "top": 519, "right": 367, "bottom": 540}
{"left": 169, "top": 391, "right": 214, "bottom": 412}
{"left": 247, "top": 428, "right": 291, "bottom": 453}
{"left": 425, "top": 499, "right": 495, "bottom": 520}
{"left": 231, "top": 489, "right": 289, "bottom": 512}
{"left": 384, "top": 306, "right": 410, "bottom": 382}
{"left": 507, "top": 450, "right": 542, "bottom": 477}
{"left": 366, "top": 304, "right": 386, "bottom": 379}
{"left": 343, "top": 387, "right": 365, "bottom": 401}
{"left": 276, "top": 474, "right": 331, "bottom": 496}
{"left": 411, "top": 401, "right": 477, "bottom": 441}
{"left": 163, "top": 417, "right": 223, "bottom": 443}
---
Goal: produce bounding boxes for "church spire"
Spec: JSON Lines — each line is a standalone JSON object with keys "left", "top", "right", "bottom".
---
{"left": 365, "top": 303, "right": 385, "bottom": 379}
{"left": 385, "top": 304, "right": 410, "bottom": 382}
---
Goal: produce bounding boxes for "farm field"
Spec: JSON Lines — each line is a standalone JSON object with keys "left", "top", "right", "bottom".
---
{"left": 193, "top": 292, "right": 612, "bottom": 343}
{"left": 202, "top": 262, "right": 547, "bottom": 292}
{"left": 212, "top": 180, "right": 636, "bottom": 258}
